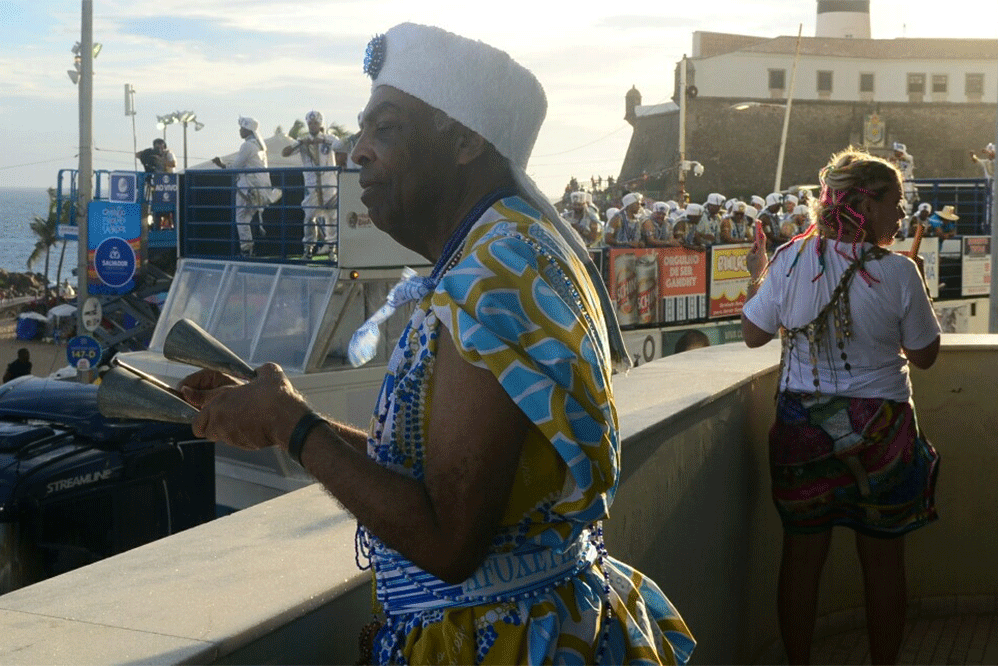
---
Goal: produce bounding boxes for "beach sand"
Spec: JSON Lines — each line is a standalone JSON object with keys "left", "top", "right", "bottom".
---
{"left": 0, "top": 313, "right": 73, "bottom": 380}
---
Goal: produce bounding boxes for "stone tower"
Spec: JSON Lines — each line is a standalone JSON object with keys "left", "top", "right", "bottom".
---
{"left": 815, "top": 0, "right": 871, "bottom": 39}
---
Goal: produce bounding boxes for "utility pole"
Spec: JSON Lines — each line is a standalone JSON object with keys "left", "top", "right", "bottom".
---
{"left": 76, "top": 0, "right": 93, "bottom": 381}
{"left": 774, "top": 24, "right": 803, "bottom": 194}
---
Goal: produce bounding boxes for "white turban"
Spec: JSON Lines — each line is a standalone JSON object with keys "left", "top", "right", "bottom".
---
{"left": 363, "top": 23, "right": 629, "bottom": 369}
{"left": 621, "top": 192, "right": 643, "bottom": 208}
{"left": 305, "top": 110, "right": 324, "bottom": 125}
{"left": 238, "top": 116, "right": 265, "bottom": 150}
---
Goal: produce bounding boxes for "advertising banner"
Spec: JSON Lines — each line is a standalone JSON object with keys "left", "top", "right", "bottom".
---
{"left": 607, "top": 247, "right": 707, "bottom": 327}
{"left": 708, "top": 244, "right": 752, "bottom": 319}
{"left": 88, "top": 200, "right": 141, "bottom": 295}
{"left": 960, "top": 236, "right": 991, "bottom": 297}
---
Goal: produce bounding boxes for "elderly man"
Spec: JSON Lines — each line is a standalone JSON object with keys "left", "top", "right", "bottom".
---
{"left": 606, "top": 191, "right": 646, "bottom": 248}
{"left": 212, "top": 117, "right": 281, "bottom": 256}
{"left": 282, "top": 110, "right": 344, "bottom": 259}
{"left": 181, "top": 23, "right": 693, "bottom": 665}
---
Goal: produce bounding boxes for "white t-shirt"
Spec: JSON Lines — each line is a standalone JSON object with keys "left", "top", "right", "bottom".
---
{"left": 743, "top": 239, "right": 940, "bottom": 402}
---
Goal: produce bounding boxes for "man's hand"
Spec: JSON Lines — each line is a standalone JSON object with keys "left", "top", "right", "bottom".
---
{"left": 179, "top": 363, "right": 310, "bottom": 452}
{"left": 212, "top": 157, "right": 225, "bottom": 168}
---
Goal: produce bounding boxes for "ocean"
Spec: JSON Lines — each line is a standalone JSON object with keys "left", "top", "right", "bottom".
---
{"left": 0, "top": 187, "right": 80, "bottom": 282}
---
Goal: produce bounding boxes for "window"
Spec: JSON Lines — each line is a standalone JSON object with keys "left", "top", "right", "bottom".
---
{"left": 932, "top": 74, "right": 948, "bottom": 94}
{"left": 817, "top": 70, "right": 833, "bottom": 93}
{"left": 859, "top": 73, "right": 874, "bottom": 93}
{"left": 768, "top": 69, "right": 786, "bottom": 90}
{"left": 907, "top": 73, "right": 926, "bottom": 94}
{"left": 967, "top": 73, "right": 984, "bottom": 95}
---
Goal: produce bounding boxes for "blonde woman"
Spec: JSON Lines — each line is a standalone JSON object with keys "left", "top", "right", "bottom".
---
{"left": 742, "top": 148, "right": 941, "bottom": 665}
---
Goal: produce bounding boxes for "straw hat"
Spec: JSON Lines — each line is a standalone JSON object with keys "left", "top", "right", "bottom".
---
{"left": 936, "top": 205, "right": 959, "bottom": 221}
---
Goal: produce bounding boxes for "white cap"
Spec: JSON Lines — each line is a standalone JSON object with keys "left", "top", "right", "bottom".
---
{"left": 305, "top": 110, "right": 324, "bottom": 125}
{"left": 784, "top": 194, "right": 799, "bottom": 205}
{"left": 750, "top": 195, "right": 765, "bottom": 207}
{"left": 732, "top": 201, "right": 747, "bottom": 214}
{"left": 604, "top": 207, "right": 620, "bottom": 222}
{"left": 570, "top": 191, "right": 585, "bottom": 204}
{"left": 584, "top": 191, "right": 593, "bottom": 204}
{"left": 621, "top": 192, "right": 643, "bottom": 208}
{"left": 893, "top": 141, "right": 907, "bottom": 153}
{"left": 684, "top": 203, "right": 703, "bottom": 218}
{"left": 744, "top": 205, "right": 759, "bottom": 220}
{"left": 765, "top": 192, "right": 783, "bottom": 207}
{"left": 652, "top": 201, "right": 669, "bottom": 213}
{"left": 365, "top": 23, "right": 545, "bottom": 171}
{"left": 665, "top": 200, "right": 679, "bottom": 211}
{"left": 917, "top": 202, "right": 932, "bottom": 213}
{"left": 706, "top": 192, "right": 725, "bottom": 206}
{"left": 987, "top": 143, "right": 996, "bottom": 153}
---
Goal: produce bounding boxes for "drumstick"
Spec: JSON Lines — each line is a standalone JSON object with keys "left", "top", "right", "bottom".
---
{"left": 906, "top": 220, "right": 924, "bottom": 258}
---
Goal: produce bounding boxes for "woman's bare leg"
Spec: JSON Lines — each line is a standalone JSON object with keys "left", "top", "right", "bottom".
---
{"left": 778, "top": 529, "right": 833, "bottom": 664}
{"left": 856, "top": 533, "right": 907, "bottom": 665}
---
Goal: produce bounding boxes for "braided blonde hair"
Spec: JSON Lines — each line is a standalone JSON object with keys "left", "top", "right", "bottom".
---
{"left": 809, "top": 147, "right": 902, "bottom": 244}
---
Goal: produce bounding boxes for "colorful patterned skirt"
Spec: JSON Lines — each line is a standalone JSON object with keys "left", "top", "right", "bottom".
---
{"left": 769, "top": 392, "right": 939, "bottom": 537}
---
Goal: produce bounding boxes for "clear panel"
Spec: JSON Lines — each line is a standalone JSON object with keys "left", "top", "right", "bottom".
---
{"left": 250, "top": 267, "right": 337, "bottom": 368}
{"left": 149, "top": 260, "right": 225, "bottom": 350}
{"left": 148, "top": 259, "right": 338, "bottom": 374}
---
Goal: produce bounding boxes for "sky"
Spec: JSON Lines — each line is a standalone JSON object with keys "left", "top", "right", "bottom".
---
{"left": 0, "top": 0, "right": 996, "bottom": 200}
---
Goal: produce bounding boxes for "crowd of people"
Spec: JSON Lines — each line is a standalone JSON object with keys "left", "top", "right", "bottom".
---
{"left": 561, "top": 174, "right": 970, "bottom": 259}
{"left": 561, "top": 186, "right": 814, "bottom": 253}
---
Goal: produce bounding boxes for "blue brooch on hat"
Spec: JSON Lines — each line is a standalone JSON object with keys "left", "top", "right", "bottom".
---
{"left": 363, "top": 33, "right": 386, "bottom": 79}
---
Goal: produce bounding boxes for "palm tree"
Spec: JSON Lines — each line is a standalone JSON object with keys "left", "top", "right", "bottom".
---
{"left": 27, "top": 188, "right": 69, "bottom": 300}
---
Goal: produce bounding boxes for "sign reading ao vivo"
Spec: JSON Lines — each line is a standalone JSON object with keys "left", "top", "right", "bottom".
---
{"left": 88, "top": 200, "right": 140, "bottom": 295}
{"left": 151, "top": 172, "right": 178, "bottom": 208}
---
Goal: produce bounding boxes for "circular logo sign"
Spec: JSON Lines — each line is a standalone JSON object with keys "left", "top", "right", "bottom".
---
{"left": 67, "top": 335, "right": 102, "bottom": 371}
{"left": 94, "top": 237, "right": 136, "bottom": 288}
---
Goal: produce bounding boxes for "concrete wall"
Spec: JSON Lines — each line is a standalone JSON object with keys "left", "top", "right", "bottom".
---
{"left": 0, "top": 335, "right": 995, "bottom": 665}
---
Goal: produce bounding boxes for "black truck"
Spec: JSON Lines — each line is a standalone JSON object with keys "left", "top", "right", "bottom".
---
{"left": 0, "top": 376, "right": 214, "bottom": 594}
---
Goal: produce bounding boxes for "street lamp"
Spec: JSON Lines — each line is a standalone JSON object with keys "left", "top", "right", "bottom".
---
{"left": 156, "top": 110, "right": 204, "bottom": 170}
{"left": 67, "top": 40, "right": 101, "bottom": 84}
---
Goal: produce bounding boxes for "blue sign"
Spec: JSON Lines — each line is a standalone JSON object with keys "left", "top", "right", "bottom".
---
{"left": 151, "top": 173, "right": 178, "bottom": 207}
{"left": 109, "top": 172, "right": 137, "bottom": 204}
{"left": 94, "top": 237, "right": 136, "bottom": 288}
{"left": 66, "top": 335, "right": 102, "bottom": 371}
{"left": 88, "top": 201, "right": 141, "bottom": 295}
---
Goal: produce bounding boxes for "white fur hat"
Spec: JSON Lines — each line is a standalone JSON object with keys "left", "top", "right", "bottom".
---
{"left": 750, "top": 195, "right": 765, "bottom": 207}
{"left": 765, "top": 192, "right": 783, "bottom": 207}
{"left": 364, "top": 23, "right": 545, "bottom": 171}
{"left": 621, "top": 192, "right": 643, "bottom": 208}
{"left": 684, "top": 203, "right": 703, "bottom": 218}
{"left": 305, "top": 110, "right": 324, "bottom": 125}
{"left": 238, "top": 116, "right": 259, "bottom": 132}
{"left": 784, "top": 194, "right": 799, "bottom": 205}
{"left": 652, "top": 201, "right": 669, "bottom": 213}
{"left": 604, "top": 207, "right": 620, "bottom": 222}
{"left": 743, "top": 205, "right": 759, "bottom": 220}
{"left": 706, "top": 192, "right": 725, "bottom": 206}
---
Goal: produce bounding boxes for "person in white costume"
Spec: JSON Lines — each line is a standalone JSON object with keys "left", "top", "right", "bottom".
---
{"left": 213, "top": 116, "right": 281, "bottom": 256}
{"left": 282, "top": 110, "right": 343, "bottom": 259}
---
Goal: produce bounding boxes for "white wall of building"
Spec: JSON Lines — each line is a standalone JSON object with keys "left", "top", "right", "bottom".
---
{"left": 692, "top": 51, "right": 995, "bottom": 104}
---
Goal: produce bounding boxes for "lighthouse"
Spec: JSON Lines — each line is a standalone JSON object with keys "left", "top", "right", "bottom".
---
{"left": 815, "top": 0, "right": 871, "bottom": 39}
